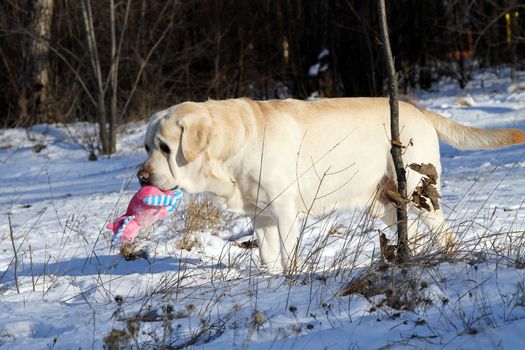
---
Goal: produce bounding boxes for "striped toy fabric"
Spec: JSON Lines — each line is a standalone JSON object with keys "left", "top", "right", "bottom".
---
{"left": 144, "top": 190, "right": 183, "bottom": 214}
{"left": 143, "top": 191, "right": 183, "bottom": 207}
{"left": 113, "top": 215, "right": 136, "bottom": 243}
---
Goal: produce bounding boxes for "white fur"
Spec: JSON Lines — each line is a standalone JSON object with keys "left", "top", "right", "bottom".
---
{"left": 141, "top": 98, "right": 525, "bottom": 272}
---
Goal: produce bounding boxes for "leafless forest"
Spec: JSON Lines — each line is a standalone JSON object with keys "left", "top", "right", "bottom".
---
{"left": 0, "top": 0, "right": 523, "bottom": 153}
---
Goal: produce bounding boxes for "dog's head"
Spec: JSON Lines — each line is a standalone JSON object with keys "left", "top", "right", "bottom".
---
{"left": 138, "top": 102, "right": 215, "bottom": 193}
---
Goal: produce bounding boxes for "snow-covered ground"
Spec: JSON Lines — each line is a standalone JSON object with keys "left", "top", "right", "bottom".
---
{"left": 1, "top": 68, "right": 525, "bottom": 349}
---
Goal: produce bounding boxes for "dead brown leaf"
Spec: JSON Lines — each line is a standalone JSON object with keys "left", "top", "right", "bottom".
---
{"left": 235, "top": 239, "right": 258, "bottom": 249}
{"left": 385, "top": 190, "right": 410, "bottom": 208}
{"left": 412, "top": 188, "right": 432, "bottom": 211}
{"left": 409, "top": 163, "right": 438, "bottom": 184}
{"left": 409, "top": 163, "right": 441, "bottom": 211}
{"left": 421, "top": 179, "right": 440, "bottom": 210}
{"left": 379, "top": 232, "right": 396, "bottom": 263}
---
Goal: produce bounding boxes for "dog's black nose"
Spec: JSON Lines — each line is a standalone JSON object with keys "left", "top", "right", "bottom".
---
{"left": 137, "top": 169, "right": 151, "bottom": 186}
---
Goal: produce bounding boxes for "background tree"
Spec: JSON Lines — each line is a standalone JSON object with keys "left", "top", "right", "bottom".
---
{"left": 377, "top": 0, "right": 409, "bottom": 262}
{"left": 0, "top": 0, "right": 523, "bottom": 153}
{"left": 19, "top": 0, "right": 54, "bottom": 125}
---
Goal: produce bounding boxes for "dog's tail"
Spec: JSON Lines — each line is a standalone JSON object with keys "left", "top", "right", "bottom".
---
{"left": 422, "top": 109, "right": 525, "bottom": 150}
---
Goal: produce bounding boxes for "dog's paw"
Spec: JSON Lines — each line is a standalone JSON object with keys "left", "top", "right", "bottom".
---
{"left": 259, "top": 262, "right": 284, "bottom": 275}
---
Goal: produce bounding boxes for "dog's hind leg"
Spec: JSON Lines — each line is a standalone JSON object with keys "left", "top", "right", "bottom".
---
{"left": 374, "top": 204, "right": 420, "bottom": 250}
{"left": 371, "top": 176, "right": 421, "bottom": 250}
{"left": 404, "top": 168, "right": 455, "bottom": 251}
{"left": 375, "top": 202, "right": 454, "bottom": 253}
{"left": 410, "top": 206, "right": 454, "bottom": 251}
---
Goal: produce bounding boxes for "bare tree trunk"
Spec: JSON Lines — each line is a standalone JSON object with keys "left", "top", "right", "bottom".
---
{"left": 109, "top": 0, "right": 118, "bottom": 154}
{"left": 377, "top": 0, "right": 409, "bottom": 263}
{"left": 80, "top": 0, "right": 109, "bottom": 154}
{"left": 20, "top": 0, "right": 54, "bottom": 125}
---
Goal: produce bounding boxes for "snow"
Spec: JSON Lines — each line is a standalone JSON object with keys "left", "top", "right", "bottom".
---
{"left": 1, "top": 68, "right": 525, "bottom": 349}
{"left": 308, "top": 49, "right": 330, "bottom": 77}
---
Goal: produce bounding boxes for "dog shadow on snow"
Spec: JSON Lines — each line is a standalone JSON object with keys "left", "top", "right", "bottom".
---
{"left": 2, "top": 253, "right": 222, "bottom": 280}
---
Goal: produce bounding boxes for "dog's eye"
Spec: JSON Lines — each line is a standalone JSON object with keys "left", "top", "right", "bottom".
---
{"left": 145, "top": 144, "right": 150, "bottom": 153}
{"left": 159, "top": 141, "right": 170, "bottom": 154}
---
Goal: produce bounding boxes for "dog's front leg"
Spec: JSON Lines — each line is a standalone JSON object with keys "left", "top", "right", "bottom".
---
{"left": 273, "top": 201, "right": 301, "bottom": 273}
{"left": 253, "top": 214, "right": 282, "bottom": 272}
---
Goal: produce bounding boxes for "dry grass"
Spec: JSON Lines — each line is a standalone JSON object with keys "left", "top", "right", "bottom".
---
{"left": 95, "top": 181, "right": 525, "bottom": 349}
{"left": 176, "top": 194, "right": 232, "bottom": 251}
{"left": 120, "top": 243, "right": 149, "bottom": 261}
{"left": 4, "top": 146, "right": 525, "bottom": 350}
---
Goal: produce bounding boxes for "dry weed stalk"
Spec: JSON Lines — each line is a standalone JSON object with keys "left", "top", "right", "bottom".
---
{"left": 98, "top": 142, "right": 525, "bottom": 349}
{"left": 177, "top": 194, "right": 230, "bottom": 251}
{"left": 8, "top": 215, "right": 19, "bottom": 294}
{"left": 338, "top": 259, "right": 434, "bottom": 312}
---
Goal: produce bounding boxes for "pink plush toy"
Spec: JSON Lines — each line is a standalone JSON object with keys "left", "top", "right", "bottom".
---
{"left": 107, "top": 185, "right": 183, "bottom": 243}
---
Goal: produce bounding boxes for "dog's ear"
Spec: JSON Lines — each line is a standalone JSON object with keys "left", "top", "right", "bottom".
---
{"left": 177, "top": 114, "right": 212, "bottom": 162}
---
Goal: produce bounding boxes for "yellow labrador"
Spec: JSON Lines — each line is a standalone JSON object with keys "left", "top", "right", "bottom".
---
{"left": 139, "top": 98, "right": 525, "bottom": 271}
